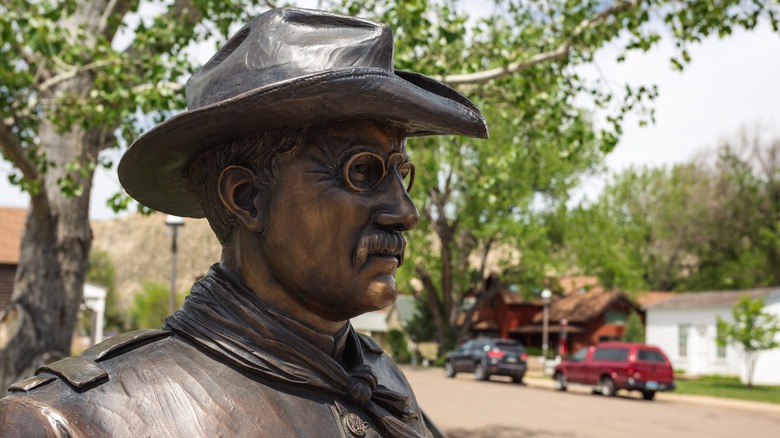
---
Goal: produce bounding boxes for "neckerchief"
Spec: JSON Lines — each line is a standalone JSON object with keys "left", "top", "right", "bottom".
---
{"left": 164, "top": 265, "right": 423, "bottom": 438}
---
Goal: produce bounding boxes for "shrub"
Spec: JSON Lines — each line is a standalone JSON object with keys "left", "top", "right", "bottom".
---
{"left": 387, "top": 329, "right": 411, "bottom": 363}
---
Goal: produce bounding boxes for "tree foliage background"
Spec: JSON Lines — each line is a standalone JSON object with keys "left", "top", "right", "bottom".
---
{"left": 565, "top": 130, "right": 779, "bottom": 292}
{"left": 1, "top": 0, "right": 778, "bottom": 388}
{"left": 717, "top": 296, "right": 780, "bottom": 387}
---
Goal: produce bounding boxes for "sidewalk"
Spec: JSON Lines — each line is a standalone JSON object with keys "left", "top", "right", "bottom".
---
{"left": 523, "top": 372, "right": 780, "bottom": 415}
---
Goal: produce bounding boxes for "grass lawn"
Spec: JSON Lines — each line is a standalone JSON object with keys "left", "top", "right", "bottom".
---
{"left": 675, "top": 375, "right": 780, "bottom": 405}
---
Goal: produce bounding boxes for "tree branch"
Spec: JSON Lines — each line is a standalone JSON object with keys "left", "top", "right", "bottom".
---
{"left": 435, "top": 0, "right": 641, "bottom": 86}
{"left": 97, "top": 0, "right": 123, "bottom": 37}
{"left": 478, "top": 237, "right": 495, "bottom": 281}
{"left": 8, "top": 36, "right": 51, "bottom": 85}
{"left": 39, "top": 59, "right": 120, "bottom": 92}
{"left": 0, "top": 122, "right": 38, "bottom": 182}
{"left": 457, "top": 272, "right": 501, "bottom": 342}
{"left": 415, "top": 266, "right": 448, "bottom": 345}
{"left": 132, "top": 81, "right": 184, "bottom": 94}
{"left": 124, "top": 0, "right": 202, "bottom": 59}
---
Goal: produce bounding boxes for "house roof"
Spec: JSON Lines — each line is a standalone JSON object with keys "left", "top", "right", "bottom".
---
{"left": 646, "top": 287, "right": 780, "bottom": 310}
{"left": 500, "top": 285, "right": 531, "bottom": 305}
{"left": 635, "top": 291, "right": 675, "bottom": 309}
{"left": 472, "top": 320, "right": 499, "bottom": 331}
{"left": 498, "top": 283, "right": 550, "bottom": 305}
{"left": 556, "top": 275, "right": 600, "bottom": 295}
{"left": 391, "top": 295, "right": 417, "bottom": 326}
{"left": 0, "top": 208, "right": 27, "bottom": 265}
{"left": 531, "top": 288, "right": 637, "bottom": 324}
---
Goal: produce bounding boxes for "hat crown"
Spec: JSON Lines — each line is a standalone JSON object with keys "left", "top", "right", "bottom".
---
{"left": 187, "top": 8, "right": 394, "bottom": 110}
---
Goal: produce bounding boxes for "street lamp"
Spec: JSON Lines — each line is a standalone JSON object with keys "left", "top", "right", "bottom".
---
{"left": 166, "top": 215, "right": 184, "bottom": 314}
{"left": 541, "top": 288, "right": 552, "bottom": 375}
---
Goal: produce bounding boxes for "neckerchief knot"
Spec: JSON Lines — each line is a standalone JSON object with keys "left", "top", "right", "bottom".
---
{"left": 348, "top": 364, "right": 377, "bottom": 406}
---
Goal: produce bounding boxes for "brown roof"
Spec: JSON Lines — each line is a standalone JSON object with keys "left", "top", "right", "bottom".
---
{"left": 499, "top": 285, "right": 534, "bottom": 305}
{"left": 0, "top": 208, "right": 27, "bottom": 265}
{"left": 532, "top": 289, "right": 637, "bottom": 324}
{"left": 472, "top": 320, "right": 499, "bottom": 330}
{"left": 635, "top": 291, "right": 675, "bottom": 309}
{"left": 555, "top": 275, "right": 600, "bottom": 295}
{"left": 647, "top": 287, "right": 780, "bottom": 310}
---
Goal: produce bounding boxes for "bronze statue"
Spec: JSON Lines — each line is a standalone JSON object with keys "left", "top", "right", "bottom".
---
{"left": 0, "top": 7, "right": 486, "bottom": 437}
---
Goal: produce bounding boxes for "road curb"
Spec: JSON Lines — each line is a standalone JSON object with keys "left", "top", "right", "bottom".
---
{"left": 522, "top": 374, "right": 780, "bottom": 415}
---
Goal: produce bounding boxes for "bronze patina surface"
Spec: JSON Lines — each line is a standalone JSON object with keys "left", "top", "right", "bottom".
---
{"left": 0, "top": 7, "right": 486, "bottom": 437}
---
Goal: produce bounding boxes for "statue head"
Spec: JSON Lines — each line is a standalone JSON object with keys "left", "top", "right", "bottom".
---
{"left": 118, "top": 8, "right": 487, "bottom": 330}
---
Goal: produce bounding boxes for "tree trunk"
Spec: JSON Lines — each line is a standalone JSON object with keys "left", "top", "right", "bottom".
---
{"left": 746, "top": 351, "right": 756, "bottom": 388}
{"left": 0, "top": 81, "right": 96, "bottom": 390}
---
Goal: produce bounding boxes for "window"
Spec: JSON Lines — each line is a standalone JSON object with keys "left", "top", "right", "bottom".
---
{"left": 637, "top": 349, "right": 667, "bottom": 364}
{"left": 678, "top": 324, "right": 690, "bottom": 358}
{"left": 716, "top": 325, "right": 727, "bottom": 359}
{"left": 571, "top": 348, "right": 588, "bottom": 362}
{"left": 593, "top": 347, "right": 629, "bottom": 361}
{"left": 605, "top": 311, "right": 628, "bottom": 325}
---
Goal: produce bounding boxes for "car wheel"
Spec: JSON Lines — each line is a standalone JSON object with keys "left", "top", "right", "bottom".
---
{"left": 474, "top": 362, "right": 488, "bottom": 381}
{"left": 642, "top": 390, "right": 656, "bottom": 401}
{"left": 511, "top": 374, "right": 524, "bottom": 384}
{"left": 444, "top": 361, "right": 456, "bottom": 378}
{"left": 600, "top": 376, "right": 616, "bottom": 397}
{"left": 553, "top": 372, "right": 567, "bottom": 391}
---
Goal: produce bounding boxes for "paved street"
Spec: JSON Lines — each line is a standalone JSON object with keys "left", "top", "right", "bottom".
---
{"left": 402, "top": 366, "right": 780, "bottom": 438}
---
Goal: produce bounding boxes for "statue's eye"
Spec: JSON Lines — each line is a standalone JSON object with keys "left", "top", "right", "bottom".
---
{"left": 345, "top": 152, "right": 385, "bottom": 191}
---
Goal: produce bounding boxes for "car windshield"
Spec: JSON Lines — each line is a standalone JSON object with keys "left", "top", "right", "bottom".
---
{"left": 570, "top": 348, "right": 588, "bottom": 362}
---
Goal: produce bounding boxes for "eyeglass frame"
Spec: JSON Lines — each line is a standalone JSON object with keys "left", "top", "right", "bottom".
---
{"left": 342, "top": 151, "right": 416, "bottom": 193}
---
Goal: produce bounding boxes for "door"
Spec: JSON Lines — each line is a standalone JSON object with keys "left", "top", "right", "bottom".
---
{"left": 452, "top": 341, "right": 473, "bottom": 372}
{"left": 566, "top": 347, "right": 589, "bottom": 383}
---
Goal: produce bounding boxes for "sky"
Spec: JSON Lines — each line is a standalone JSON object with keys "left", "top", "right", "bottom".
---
{"left": 1, "top": 13, "right": 779, "bottom": 219}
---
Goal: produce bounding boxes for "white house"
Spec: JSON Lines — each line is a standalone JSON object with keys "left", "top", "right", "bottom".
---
{"left": 350, "top": 296, "right": 420, "bottom": 361}
{"left": 350, "top": 308, "right": 390, "bottom": 350}
{"left": 82, "top": 282, "right": 107, "bottom": 345}
{"left": 645, "top": 287, "right": 780, "bottom": 385}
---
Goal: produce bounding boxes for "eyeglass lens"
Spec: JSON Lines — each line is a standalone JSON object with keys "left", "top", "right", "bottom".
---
{"left": 345, "top": 152, "right": 414, "bottom": 192}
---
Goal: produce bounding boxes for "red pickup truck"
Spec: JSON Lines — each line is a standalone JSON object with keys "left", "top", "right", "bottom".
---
{"left": 552, "top": 341, "right": 675, "bottom": 400}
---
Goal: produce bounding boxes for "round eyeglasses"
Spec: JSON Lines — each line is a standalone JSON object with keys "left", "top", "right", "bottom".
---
{"left": 343, "top": 151, "right": 415, "bottom": 193}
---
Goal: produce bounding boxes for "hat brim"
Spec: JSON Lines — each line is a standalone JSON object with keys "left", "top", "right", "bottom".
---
{"left": 118, "top": 68, "right": 488, "bottom": 217}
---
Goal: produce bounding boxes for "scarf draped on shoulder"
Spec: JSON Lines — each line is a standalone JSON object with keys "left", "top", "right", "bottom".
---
{"left": 164, "top": 265, "right": 423, "bottom": 438}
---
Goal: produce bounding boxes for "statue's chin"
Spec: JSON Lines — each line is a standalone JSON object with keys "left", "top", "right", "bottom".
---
{"left": 364, "top": 275, "right": 398, "bottom": 310}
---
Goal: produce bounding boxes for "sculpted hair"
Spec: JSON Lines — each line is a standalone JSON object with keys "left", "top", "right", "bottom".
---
{"left": 185, "top": 128, "right": 302, "bottom": 243}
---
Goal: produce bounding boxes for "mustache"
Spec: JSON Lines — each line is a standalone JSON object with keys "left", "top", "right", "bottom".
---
{"left": 354, "top": 231, "right": 406, "bottom": 267}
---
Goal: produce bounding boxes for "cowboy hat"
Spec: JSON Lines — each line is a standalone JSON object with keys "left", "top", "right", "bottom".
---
{"left": 118, "top": 7, "right": 488, "bottom": 217}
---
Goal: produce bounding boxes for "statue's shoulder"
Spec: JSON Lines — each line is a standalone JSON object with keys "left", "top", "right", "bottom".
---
{"left": 356, "top": 331, "right": 385, "bottom": 355}
{"left": 8, "top": 328, "right": 172, "bottom": 394}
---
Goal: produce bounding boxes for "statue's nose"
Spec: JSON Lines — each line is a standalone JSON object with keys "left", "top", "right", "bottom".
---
{"left": 374, "top": 169, "right": 419, "bottom": 232}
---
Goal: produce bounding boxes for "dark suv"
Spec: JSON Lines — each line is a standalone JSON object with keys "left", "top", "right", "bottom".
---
{"left": 444, "top": 338, "right": 528, "bottom": 383}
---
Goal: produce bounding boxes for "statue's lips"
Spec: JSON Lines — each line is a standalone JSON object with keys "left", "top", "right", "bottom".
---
{"left": 354, "top": 232, "right": 406, "bottom": 267}
{"left": 367, "top": 252, "right": 403, "bottom": 267}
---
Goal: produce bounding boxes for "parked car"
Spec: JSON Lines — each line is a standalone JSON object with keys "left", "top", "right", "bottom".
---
{"left": 444, "top": 337, "right": 528, "bottom": 383}
{"left": 552, "top": 342, "right": 675, "bottom": 400}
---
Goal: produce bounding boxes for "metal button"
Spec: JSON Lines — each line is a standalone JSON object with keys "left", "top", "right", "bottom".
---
{"left": 344, "top": 413, "right": 368, "bottom": 437}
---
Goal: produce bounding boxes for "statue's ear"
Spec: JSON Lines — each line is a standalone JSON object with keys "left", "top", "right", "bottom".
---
{"left": 218, "top": 165, "right": 264, "bottom": 233}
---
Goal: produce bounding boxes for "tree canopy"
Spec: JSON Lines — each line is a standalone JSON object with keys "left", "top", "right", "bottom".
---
{"left": 565, "top": 130, "right": 779, "bottom": 292}
{"left": 1, "top": 0, "right": 778, "bottom": 386}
